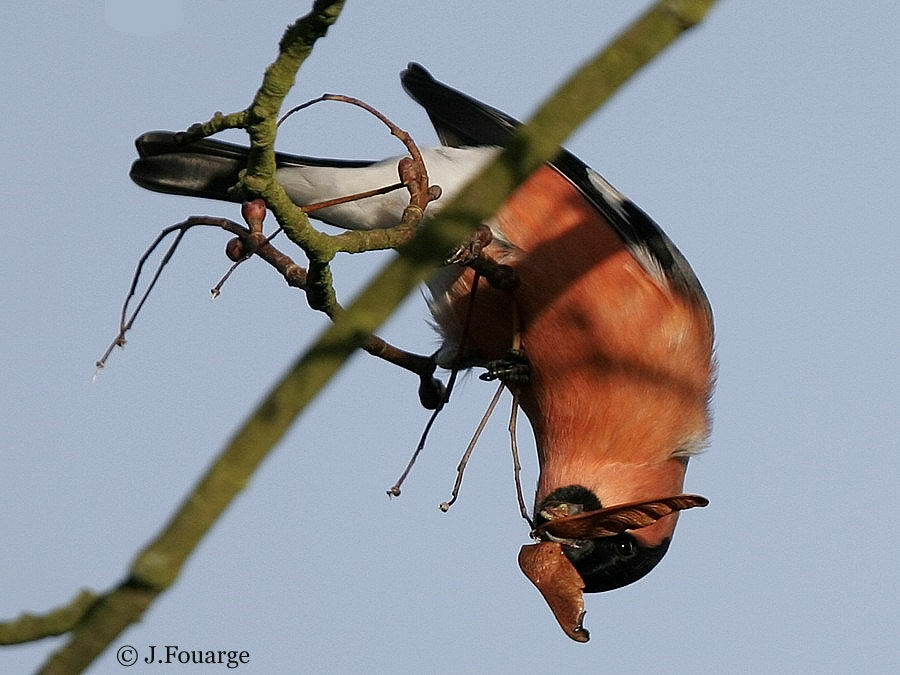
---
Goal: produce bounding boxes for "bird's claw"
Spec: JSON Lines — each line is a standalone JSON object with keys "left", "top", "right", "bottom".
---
{"left": 446, "top": 224, "right": 493, "bottom": 265}
{"left": 480, "top": 348, "right": 530, "bottom": 385}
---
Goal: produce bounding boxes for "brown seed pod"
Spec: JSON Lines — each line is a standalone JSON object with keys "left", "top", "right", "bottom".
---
{"left": 534, "top": 494, "right": 709, "bottom": 540}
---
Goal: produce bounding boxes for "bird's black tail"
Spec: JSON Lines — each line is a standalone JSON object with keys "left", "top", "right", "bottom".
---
{"left": 129, "top": 131, "right": 372, "bottom": 203}
{"left": 130, "top": 132, "right": 251, "bottom": 203}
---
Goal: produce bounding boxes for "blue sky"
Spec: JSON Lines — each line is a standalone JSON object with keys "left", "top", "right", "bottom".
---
{"left": 2, "top": 1, "right": 897, "bottom": 672}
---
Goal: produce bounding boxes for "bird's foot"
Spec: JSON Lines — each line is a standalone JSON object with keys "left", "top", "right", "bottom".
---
{"left": 446, "top": 224, "right": 493, "bottom": 265}
{"left": 479, "top": 348, "right": 530, "bottom": 386}
{"left": 447, "top": 225, "right": 519, "bottom": 291}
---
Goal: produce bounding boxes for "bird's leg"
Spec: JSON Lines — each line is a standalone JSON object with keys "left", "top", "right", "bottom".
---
{"left": 387, "top": 230, "right": 524, "bottom": 501}
{"left": 446, "top": 223, "right": 493, "bottom": 265}
{"left": 370, "top": 226, "right": 522, "bottom": 412}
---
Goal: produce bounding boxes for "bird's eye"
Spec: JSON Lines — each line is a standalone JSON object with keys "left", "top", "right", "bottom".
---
{"left": 615, "top": 538, "right": 637, "bottom": 559}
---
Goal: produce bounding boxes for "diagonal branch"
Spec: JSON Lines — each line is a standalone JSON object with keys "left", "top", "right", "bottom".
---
{"left": 3, "top": 1, "right": 719, "bottom": 672}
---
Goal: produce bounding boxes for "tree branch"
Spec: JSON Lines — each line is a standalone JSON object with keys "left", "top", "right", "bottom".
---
{"left": 0, "top": 591, "right": 97, "bottom": 645}
{"left": 2, "top": 1, "right": 719, "bottom": 672}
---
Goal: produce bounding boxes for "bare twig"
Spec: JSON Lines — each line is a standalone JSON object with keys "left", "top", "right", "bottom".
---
{"left": 439, "top": 382, "right": 506, "bottom": 512}
{"left": 387, "top": 406, "right": 440, "bottom": 498}
{"left": 100, "top": 204, "right": 445, "bottom": 393}
{"left": 95, "top": 216, "right": 249, "bottom": 372}
{"left": 507, "top": 391, "right": 530, "bottom": 525}
{"left": 387, "top": 271, "right": 482, "bottom": 496}
{"left": 506, "top": 305, "right": 532, "bottom": 525}
{"left": 279, "top": 94, "right": 433, "bottom": 212}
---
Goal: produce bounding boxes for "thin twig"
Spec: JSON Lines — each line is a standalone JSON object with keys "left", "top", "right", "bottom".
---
{"left": 96, "top": 217, "right": 248, "bottom": 372}
{"left": 440, "top": 382, "right": 506, "bottom": 512}
{"left": 387, "top": 271, "right": 482, "bottom": 496}
{"left": 387, "top": 407, "right": 440, "bottom": 498}
{"left": 508, "top": 391, "right": 531, "bottom": 526}
{"left": 279, "top": 93, "right": 433, "bottom": 213}
{"left": 208, "top": 177, "right": 406, "bottom": 297}
{"left": 304, "top": 182, "right": 406, "bottom": 213}
{"left": 506, "top": 303, "right": 531, "bottom": 525}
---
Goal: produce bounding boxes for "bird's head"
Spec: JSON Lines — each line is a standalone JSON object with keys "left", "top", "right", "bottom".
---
{"left": 532, "top": 484, "right": 677, "bottom": 592}
{"left": 519, "top": 487, "right": 708, "bottom": 641}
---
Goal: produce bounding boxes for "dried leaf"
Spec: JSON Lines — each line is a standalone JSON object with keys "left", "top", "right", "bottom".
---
{"left": 518, "top": 542, "right": 589, "bottom": 642}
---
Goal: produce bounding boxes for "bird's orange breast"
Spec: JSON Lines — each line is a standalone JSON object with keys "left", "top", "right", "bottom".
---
{"left": 437, "top": 166, "right": 715, "bottom": 508}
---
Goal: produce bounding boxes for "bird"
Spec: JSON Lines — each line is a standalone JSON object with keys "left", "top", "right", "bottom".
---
{"left": 130, "top": 63, "right": 716, "bottom": 641}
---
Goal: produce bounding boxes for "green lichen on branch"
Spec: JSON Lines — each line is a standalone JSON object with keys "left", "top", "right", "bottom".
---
{"left": 183, "top": 0, "right": 348, "bottom": 311}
